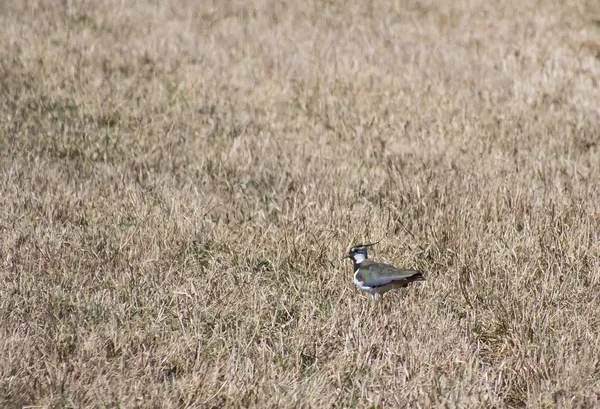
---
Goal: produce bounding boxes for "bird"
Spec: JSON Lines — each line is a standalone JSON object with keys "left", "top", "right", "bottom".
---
{"left": 343, "top": 241, "right": 424, "bottom": 301}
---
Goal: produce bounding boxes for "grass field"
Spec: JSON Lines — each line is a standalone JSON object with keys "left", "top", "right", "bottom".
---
{"left": 2, "top": 0, "right": 600, "bottom": 407}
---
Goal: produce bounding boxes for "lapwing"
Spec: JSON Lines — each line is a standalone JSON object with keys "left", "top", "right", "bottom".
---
{"left": 343, "top": 241, "right": 424, "bottom": 301}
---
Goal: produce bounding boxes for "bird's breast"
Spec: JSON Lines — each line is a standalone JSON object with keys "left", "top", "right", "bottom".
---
{"left": 353, "top": 269, "right": 371, "bottom": 290}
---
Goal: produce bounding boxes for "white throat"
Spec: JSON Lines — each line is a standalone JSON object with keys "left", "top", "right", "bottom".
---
{"left": 352, "top": 253, "right": 366, "bottom": 263}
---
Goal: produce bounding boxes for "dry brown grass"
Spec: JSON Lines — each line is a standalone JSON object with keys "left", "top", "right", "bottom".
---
{"left": 2, "top": 0, "right": 600, "bottom": 407}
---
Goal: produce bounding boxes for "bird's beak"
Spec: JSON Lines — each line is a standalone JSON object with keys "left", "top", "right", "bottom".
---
{"left": 341, "top": 255, "right": 351, "bottom": 261}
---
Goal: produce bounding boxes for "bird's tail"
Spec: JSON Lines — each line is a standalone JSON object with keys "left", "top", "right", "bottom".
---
{"left": 407, "top": 270, "right": 425, "bottom": 281}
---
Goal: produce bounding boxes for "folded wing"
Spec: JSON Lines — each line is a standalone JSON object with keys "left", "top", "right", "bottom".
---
{"left": 358, "top": 260, "right": 424, "bottom": 288}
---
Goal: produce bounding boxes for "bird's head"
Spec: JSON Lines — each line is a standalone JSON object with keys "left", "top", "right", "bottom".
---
{"left": 343, "top": 240, "right": 381, "bottom": 264}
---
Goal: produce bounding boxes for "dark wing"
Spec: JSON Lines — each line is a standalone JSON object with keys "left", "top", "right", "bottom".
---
{"left": 357, "top": 259, "right": 424, "bottom": 288}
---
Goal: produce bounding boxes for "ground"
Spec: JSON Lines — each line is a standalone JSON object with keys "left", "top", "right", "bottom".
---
{"left": 1, "top": 0, "right": 600, "bottom": 408}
